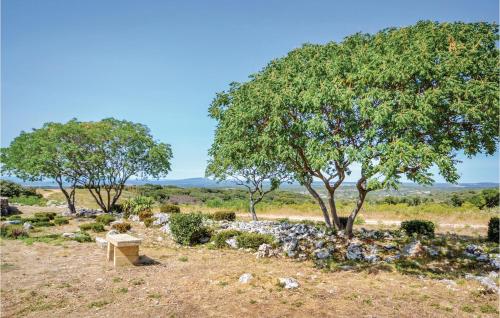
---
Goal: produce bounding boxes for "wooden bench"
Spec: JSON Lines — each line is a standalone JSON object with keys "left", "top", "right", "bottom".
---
{"left": 106, "top": 233, "right": 142, "bottom": 267}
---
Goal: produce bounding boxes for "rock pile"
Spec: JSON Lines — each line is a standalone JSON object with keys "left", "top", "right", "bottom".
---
{"left": 464, "top": 244, "right": 500, "bottom": 270}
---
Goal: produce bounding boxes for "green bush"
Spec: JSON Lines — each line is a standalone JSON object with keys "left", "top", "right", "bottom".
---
{"left": 111, "top": 222, "right": 131, "bottom": 233}
{"left": 401, "top": 220, "right": 435, "bottom": 237}
{"left": 34, "top": 212, "right": 57, "bottom": 220}
{"left": 487, "top": 217, "right": 499, "bottom": 242}
{"left": 0, "top": 180, "right": 38, "bottom": 197}
{"left": 212, "top": 230, "right": 242, "bottom": 248}
{"left": 0, "top": 224, "right": 29, "bottom": 239}
{"left": 53, "top": 217, "right": 69, "bottom": 225}
{"left": 139, "top": 210, "right": 154, "bottom": 221}
{"left": 143, "top": 217, "right": 155, "bottom": 228}
{"left": 122, "top": 196, "right": 155, "bottom": 217}
{"left": 73, "top": 231, "right": 93, "bottom": 243}
{"left": 159, "top": 203, "right": 181, "bottom": 213}
{"left": 95, "top": 214, "right": 116, "bottom": 225}
{"left": 10, "top": 195, "right": 47, "bottom": 206}
{"left": 212, "top": 211, "right": 236, "bottom": 221}
{"left": 170, "top": 213, "right": 209, "bottom": 245}
{"left": 236, "top": 232, "right": 274, "bottom": 250}
{"left": 7, "top": 215, "right": 22, "bottom": 220}
{"left": 79, "top": 222, "right": 105, "bottom": 232}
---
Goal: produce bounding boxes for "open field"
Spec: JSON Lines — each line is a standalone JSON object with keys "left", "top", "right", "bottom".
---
{"left": 1, "top": 205, "right": 499, "bottom": 318}
{"left": 41, "top": 188, "right": 498, "bottom": 236}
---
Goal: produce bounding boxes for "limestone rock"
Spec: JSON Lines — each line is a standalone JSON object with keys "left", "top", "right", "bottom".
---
{"left": 402, "top": 240, "right": 424, "bottom": 257}
{"left": 239, "top": 273, "right": 253, "bottom": 284}
{"left": 278, "top": 277, "right": 299, "bottom": 289}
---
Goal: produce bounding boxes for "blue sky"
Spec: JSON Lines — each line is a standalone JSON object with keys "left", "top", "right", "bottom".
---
{"left": 2, "top": 0, "right": 499, "bottom": 182}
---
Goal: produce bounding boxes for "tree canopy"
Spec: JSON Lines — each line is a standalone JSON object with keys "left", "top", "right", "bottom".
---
{"left": 1, "top": 118, "right": 173, "bottom": 213}
{"left": 209, "top": 21, "right": 499, "bottom": 236}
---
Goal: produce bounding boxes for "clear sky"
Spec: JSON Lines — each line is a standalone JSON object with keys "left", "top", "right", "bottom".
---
{"left": 2, "top": 0, "right": 499, "bottom": 182}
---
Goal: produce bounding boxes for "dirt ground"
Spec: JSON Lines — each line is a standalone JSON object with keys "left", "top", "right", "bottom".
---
{"left": 1, "top": 206, "right": 498, "bottom": 318}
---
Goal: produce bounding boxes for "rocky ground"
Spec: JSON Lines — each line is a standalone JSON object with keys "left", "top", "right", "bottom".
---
{"left": 1, "top": 206, "right": 499, "bottom": 317}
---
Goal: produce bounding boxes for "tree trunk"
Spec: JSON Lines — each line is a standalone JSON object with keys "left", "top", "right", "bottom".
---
{"left": 55, "top": 178, "right": 77, "bottom": 214}
{"left": 249, "top": 199, "right": 258, "bottom": 221}
{"left": 304, "top": 182, "right": 332, "bottom": 228}
{"left": 345, "top": 182, "right": 368, "bottom": 237}
{"left": 327, "top": 193, "right": 342, "bottom": 230}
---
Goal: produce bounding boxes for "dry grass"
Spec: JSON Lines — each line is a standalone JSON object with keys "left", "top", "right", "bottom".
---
{"left": 1, "top": 206, "right": 498, "bottom": 317}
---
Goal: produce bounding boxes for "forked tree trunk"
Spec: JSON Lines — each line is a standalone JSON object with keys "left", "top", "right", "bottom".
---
{"left": 345, "top": 182, "right": 368, "bottom": 237}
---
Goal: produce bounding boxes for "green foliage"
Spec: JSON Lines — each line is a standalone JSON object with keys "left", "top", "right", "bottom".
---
{"left": 0, "top": 180, "right": 38, "bottom": 197}
{"left": 450, "top": 194, "right": 464, "bottom": 207}
{"left": 143, "top": 217, "right": 155, "bottom": 228}
{"left": 487, "top": 217, "right": 499, "bottom": 242}
{"left": 159, "top": 203, "right": 181, "bottom": 213}
{"left": 111, "top": 222, "right": 131, "bottom": 233}
{"left": 169, "top": 213, "right": 209, "bottom": 245}
{"left": 0, "top": 224, "right": 29, "bottom": 239}
{"left": 212, "top": 211, "right": 236, "bottom": 221}
{"left": 79, "top": 222, "right": 105, "bottom": 232}
{"left": 95, "top": 214, "right": 116, "bottom": 225}
{"left": 236, "top": 232, "right": 274, "bottom": 250}
{"left": 53, "top": 216, "right": 70, "bottom": 225}
{"left": 122, "top": 196, "right": 155, "bottom": 216}
{"left": 212, "top": 230, "right": 242, "bottom": 248}
{"left": 481, "top": 189, "right": 499, "bottom": 208}
{"left": 34, "top": 212, "right": 57, "bottom": 220}
{"left": 401, "top": 220, "right": 435, "bottom": 237}
{"left": 138, "top": 210, "right": 154, "bottom": 221}
{"left": 0, "top": 118, "right": 173, "bottom": 213}
{"left": 208, "top": 21, "right": 499, "bottom": 233}
{"left": 10, "top": 195, "right": 47, "bottom": 206}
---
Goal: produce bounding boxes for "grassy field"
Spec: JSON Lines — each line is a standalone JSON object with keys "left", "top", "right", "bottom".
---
{"left": 1, "top": 205, "right": 498, "bottom": 317}
{"left": 42, "top": 188, "right": 498, "bottom": 230}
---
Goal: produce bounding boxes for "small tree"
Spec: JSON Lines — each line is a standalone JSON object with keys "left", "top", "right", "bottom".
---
{"left": 75, "top": 118, "right": 173, "bottom": 212}
{"left": 207, "top": 90, "right": 290, "bottom": 220}
{"left": 1, "top": 120, "right": 85, "bottom": 213}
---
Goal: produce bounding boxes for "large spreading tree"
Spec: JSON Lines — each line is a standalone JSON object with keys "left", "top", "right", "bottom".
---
{"left": 1, "top": 118, "right": 173, "bottom": 213}
{"left": 209, "top": 21, "right": 499, "bottom": 236}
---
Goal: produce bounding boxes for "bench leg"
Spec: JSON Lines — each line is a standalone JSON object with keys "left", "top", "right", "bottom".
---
{"left": 107, "top": 242, "right": 114, "bottom": 262}
{"left": 114, "top": 245, "right": 139, "bottom": 266}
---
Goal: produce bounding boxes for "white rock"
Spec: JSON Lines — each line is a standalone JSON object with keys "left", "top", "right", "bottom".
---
{"left": 313, "top": 248, "right": 331, "bottom": 260}
{"left": 279, "top": 277, "right": 299, "bottom": 289}
{"left": 107, "top": 230, "right": 119, "bottom": 236}
{"left": 95, "top": 237, "right": 107, "bottom": 249}
{"left": 23, "top": 222, "right": 33, "bottom": 230}
{"left": 239, "top": 273, "right": 253, "bottom": 283}
{"left": 402, "top": 240, "right": 424, "bottom": 257}
{"left": 226, "top": 238, "right": 238, "bottom": 249}
{"left": 62, "top": 232, "right": 76, "bottom": 239}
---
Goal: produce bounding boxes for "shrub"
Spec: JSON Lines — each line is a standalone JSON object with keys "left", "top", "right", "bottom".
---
{"left": 487, "top": 217, "right": 499, "bottom": 242}
{"left": 212, "top": 230, "right": 242, "bottom": 248}
{"left": 7, "top": 215, "right": 22, "bottom": 220}
{"left": 169, "top": 213, "right": 209, "bottom": 245}
{"left": 143, "top": 217, "right": 155, "bottom": 228}
{"left": 10, "top": 195, "right": 46, "bottom": 206}
{"left": 73, "top": 231, "right": 93, "bottom": 243}
{"left": 95, "top": 214, "right": 116, "bottom": 225}
{"left": 34, "top": 212, "right": 57, "bottom": 220}
{"left": 338, "top": 217, "right": 348, "bottom": 229}
{"left": 236, "top": 232, "right": 274, "bottom": 250}
{"left": 79, "top": 222, "right": 105, "bottom": 232}
{"left": 401, "top": 220, "right": 435, "bottom": 237}
{"left": 53, "top": 217, "right": 70, "bottom": 225}
{"left": 122, "top": 196, "right": 155, "bottom": 216}
{"left": 111, "top": 222, "right": 131, "bottom": 233}
{"left": 0, "top": 224, "right": 29, "bottom": 239}
{"left": 212, "top": 211, "right": 236, "bottom": 221}
{"left": 482, "top": 189, "right": 499, "bottom": 208}
{"left": 159, "top": 203, "right": 181, "bottom": 213}
{"left": 0, "top": 180, "right": 38, "bottom": 197}
{"left": 138, "top": 210, "right": 154, "bottom": 221}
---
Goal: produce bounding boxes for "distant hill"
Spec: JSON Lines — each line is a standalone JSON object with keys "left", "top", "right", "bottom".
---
{"left": 1, "top": 176, "right": 497, "bottom": 191}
